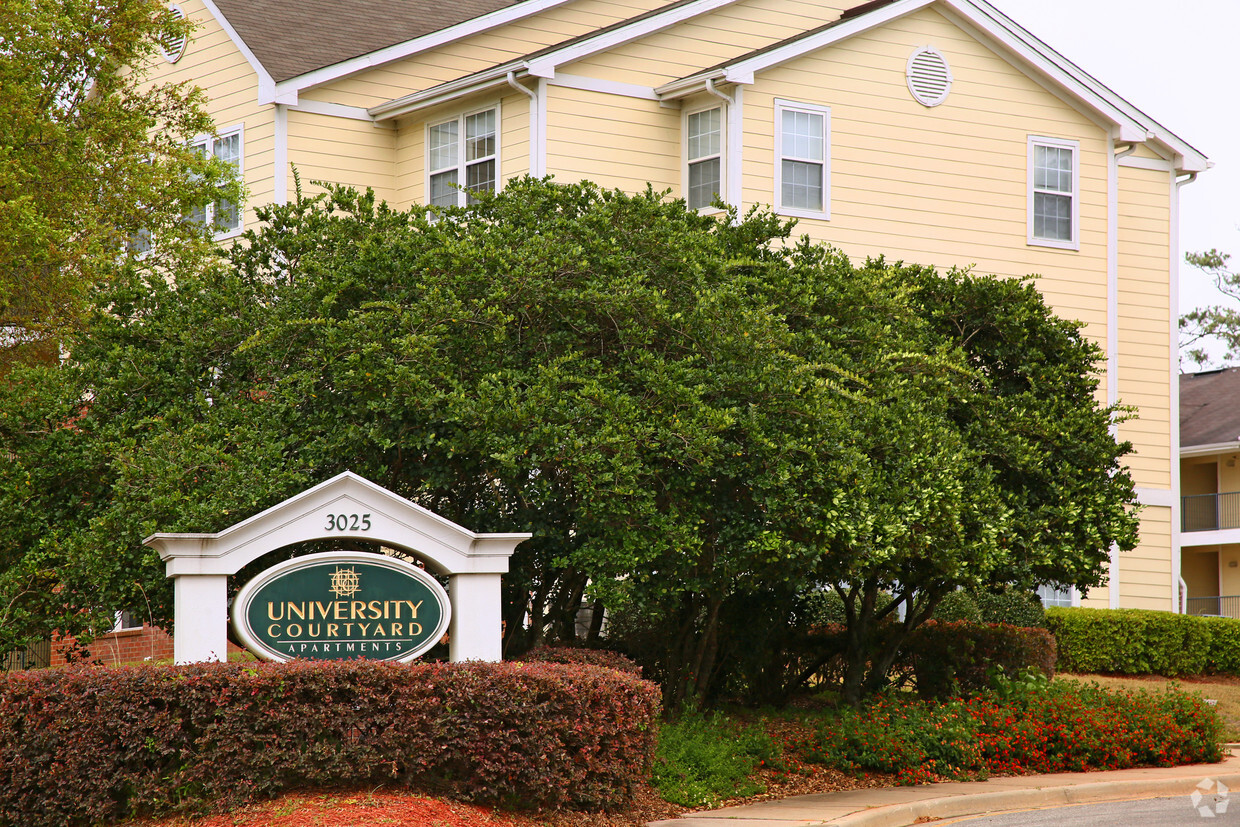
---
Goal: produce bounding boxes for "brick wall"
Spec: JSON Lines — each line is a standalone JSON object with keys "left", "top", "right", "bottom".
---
{"left": 50, "top": 625, "right": 244, "bottom": 667}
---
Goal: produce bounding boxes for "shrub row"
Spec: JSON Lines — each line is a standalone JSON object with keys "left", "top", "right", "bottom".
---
{"left": 0, "top": 659, "right": 661, "bottom": 827}
{"left": 522, "top": 646, "right": 643, "bottom": 675}
{"left": 805, "top": 680, "right": 1224, "bottom": 783}
{"left": 1047, "top": 607, "right": 1240, "bottom": 676}
{"left": 908, "top": 621, "right": 1058, "bottom": 699}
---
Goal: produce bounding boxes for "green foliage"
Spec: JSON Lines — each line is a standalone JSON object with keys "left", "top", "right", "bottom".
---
{"left": 908, "top": 621, "right": 1058, "bottom": 700}
{"left": 933, "top": 590, "right": 981, "bottom": 622}
{"left": 1180, "top": 249, "right": 1240, "bottom": 370}
{"left": 0, "top": 0, "right": 238, "bottom": 340}
{"left": 0, "top": 660, "right": 660, "bottom": 826}
{"left": 0, "top": 179, "right": 1139, "bottom": 708}
{"left": 802, "top": 681, "right": 1223, "bottom": 783}
{"left": 652, "top": 711, "right": 781, "bottom": 808}
{"left": 973, "top": 587, "right": 1046, "bottom": 628}
{"left": 1047, "top": 607, "right": 1240, "bottom": 676}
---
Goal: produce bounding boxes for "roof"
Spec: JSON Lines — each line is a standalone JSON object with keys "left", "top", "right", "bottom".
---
{"left": 210, "top": 0, "right": 536, "bottom": 83}
{"left": 1181, "top": 368, "right": 1240, "bottom": 449}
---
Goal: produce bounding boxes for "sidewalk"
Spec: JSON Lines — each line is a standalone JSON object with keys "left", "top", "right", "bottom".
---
{"left": 646, "top": 752, "right": 1240, "bottom": 827}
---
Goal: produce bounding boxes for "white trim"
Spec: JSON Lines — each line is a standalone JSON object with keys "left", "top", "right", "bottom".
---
{"left": 548, "top": 73, "right": 659, "bottom": 101}
{"left": 270, "top": 0, "right": 579, "bottom": 102}
{"left": 773, "top": 98, "right": 830, "bottom": 221}
{"left": 371, "top": 73, "right": 510, "bottom": 121}
{"left": 525, "top": 0, "right": 741, "bottom": 79}
{"left": 535, "top": 78, "right": 548, "bottom": 178}
{"left": 1136, "top": 487, "right": 1176, "bottom": 509}
{"left": 1171, "top": 169, "right": 1196, "bottom": 611}
{"left": 1182, "top": 442, "right": 1240, "bottom": 459}
{"left": 683, "top": 100, "right": 726, "bottom": 212}
{"left": 425, "top": 102, "right": 501, "bottom": 208}
{"left": 1107, "top": 136, "right": 1118, "bottom": 607}
{"left": 727, "top": 85, "right": 743, "bottom": 208}
{"left": 199, "top": 0, "right": 281, "bottom": 104}
{"left": 1118, "top": 155, "right": 1174, "bottom": 171}
{"left": 1180, "top": 528, "right": 1240, "bottom": 549}
{"left": 274, "top": 104, "right": 287, "bottom": 206}
{"left": 649, "top": 0, "right": 1206, "bottom": 172}
{"left": 191, "top": 123, "right": 245, "bottom": 240}
{"left": 289, "top": 99, "right": 392, "bottom": 126}
{"left": 1026, "top": 135, "right": 1079, "bottom": 251}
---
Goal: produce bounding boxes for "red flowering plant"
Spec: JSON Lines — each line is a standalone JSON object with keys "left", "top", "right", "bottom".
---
{"left": 802, "top": 677, "right": 1223, "bottom": 783}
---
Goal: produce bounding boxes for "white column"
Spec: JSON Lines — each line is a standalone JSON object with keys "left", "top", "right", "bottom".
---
{"left": 173, "top": 575, "right": 229, "bottom": 664}
{"left": 449, "top": 573, "right": 503, "bottom": 662}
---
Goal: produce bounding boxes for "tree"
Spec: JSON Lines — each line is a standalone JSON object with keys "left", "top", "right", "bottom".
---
{"left": 0, "top": 179, "right": 1137, "bottom": 707}
{"left": 0, "top": 0, "right": 237, "bottom": 348}
{"left": 1180, "top": 249, "right": 1240, "bottom": 370}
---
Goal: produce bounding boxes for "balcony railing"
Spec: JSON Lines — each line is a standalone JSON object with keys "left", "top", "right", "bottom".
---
{"left": 1182, "top": 492, "right": 1240, "bottom": 532}
{"left": 1186, "top": 596, "right": 1240, "bottom": 619}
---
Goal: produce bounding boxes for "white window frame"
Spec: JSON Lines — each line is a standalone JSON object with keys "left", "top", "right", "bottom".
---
{"left": 774, "top": 99, "right": 830, "bottom": 221}
{"left": 683, "top": 102, "right": 726, "bottom": 213}
{"left": 425, "top": 103, "right": 501, "bottom": 209}
{"left": 1036, "top": 584, "right": 1079, "bottom": 608}
{"left": 190, "top": 123, "right": 244, "bottom": 240}
{"left": 1027, "top": 135, "right": 1079, "bottom": 250}
{"left": 111, "top": 610, "right": 143, "bottom": 633}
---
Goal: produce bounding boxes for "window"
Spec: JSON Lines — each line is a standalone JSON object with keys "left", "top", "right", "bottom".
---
{"left": 1028, "top": 136, "right": 1078, "bottom": 249}
{"left": 1036, "top": 584, "right": 1075, "bottom": 608}
{"left": 775, "top": 100, "right": 829, "bottom": 219}
{"left": 427, "top": 106, "right": 498, "bottom": 208}
{"left": 112, "top": 611, "right": 143, "bottom": 633}
{"left": 190, "top": 127, "right": 243, "bottom": 237}
{"left": 685, "top": 105, "right": 723, "bottom": 210}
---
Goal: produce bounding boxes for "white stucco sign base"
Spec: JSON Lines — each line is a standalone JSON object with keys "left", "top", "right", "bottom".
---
{"left": 143, "top": 472, "right": 530, "bottom": 665}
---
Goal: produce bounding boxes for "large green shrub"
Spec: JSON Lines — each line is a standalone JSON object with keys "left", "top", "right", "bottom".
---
{"left": 973, "top": 588, "right": 1046, "bottom": 628}
{"left": 908, "top": 621, "right": 1057, "bottom": 700}
{"left": 0, "top": 660, "right": 660, "bottom": 827}
{"left": 933, "top": 591, "right": 981, "bottom": 623}
{"left": 1046, "top": 607, "right": 1236, "bottom": 676}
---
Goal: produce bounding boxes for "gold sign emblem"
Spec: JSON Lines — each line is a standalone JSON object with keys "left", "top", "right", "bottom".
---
{"left": 328, "top": 566, "right": 361, "bottom": 598}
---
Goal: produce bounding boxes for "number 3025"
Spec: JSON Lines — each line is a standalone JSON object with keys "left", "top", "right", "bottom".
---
{"left": 325, "top": 513, "right": 371, "bottom": 531}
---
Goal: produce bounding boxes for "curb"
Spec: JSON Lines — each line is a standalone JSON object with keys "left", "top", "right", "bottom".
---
{"left": 827, "top": 773, "right": 1240, "bottom": 826}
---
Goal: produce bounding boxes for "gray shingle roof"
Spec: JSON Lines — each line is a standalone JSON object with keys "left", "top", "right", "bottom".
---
{"left": 212, "top": 0, "right": 536, "bottom": 83}
{"left": 1182, "top": 368, "right": 1240, "bottom": 449}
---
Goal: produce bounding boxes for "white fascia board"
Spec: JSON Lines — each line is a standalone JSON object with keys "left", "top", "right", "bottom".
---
{"left": 524, "top": 0, "right": 743, "bottom": 78}
{"left": 1181, "top": 442, "right": 1240, "bottom": 459}
{"left": 272, "top": 0, "right": 577, "bottom": 102}
{"left": 199, "top": 0, "right": 281, "bottom": 104}
{"left": 944, "top": 0, "right": 1208, "bottom": 173}
{"left": 369, "top": 69, "right": 517, "bottom": 121}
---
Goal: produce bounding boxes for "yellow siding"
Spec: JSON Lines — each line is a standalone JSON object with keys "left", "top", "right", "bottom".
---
{"left": 564, "top": 0, "right": 848, "bottom": 86}
{"left": 285, "top": 112, "right": 397, "bottom": 203}
{"left": 1103, "top": 506, "right": 1174, "bottom": 611}
{"left": 137, "top": 0, "right": 275, "bottom": 229}
{"left": 544, "top": 86, "right": 680, "bottom": 193}
{"left": 1116, "top": 165, "right": 1172, "bottom": 489}
{"left": 1221, "top": 544, "right": 1240, "bottom": 595}
{"left": 740, "top": 7, "right": 1109, "bottom": 340}
{"left": 392, "top": 92, "right": 530, "bottom": 210}
{"left": 301, "top": 0, "right": 674, "bottom": 109}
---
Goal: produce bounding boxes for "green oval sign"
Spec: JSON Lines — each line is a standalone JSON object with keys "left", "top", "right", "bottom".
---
{"left": 231, "top": 551, "right": 451, "bottom": 663}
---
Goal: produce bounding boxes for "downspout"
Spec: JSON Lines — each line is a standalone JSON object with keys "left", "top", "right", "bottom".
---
{"left": 704, "top": 78, "right": 742, "bottom": 209}
{"left": 1106, "top": 139, "right": 1130, "bottom": 608}
{"left": 1171, "top": 170, "right": 1199, "bottom": 612}
{"left": 507, "top": 71, "right": 541, "bottom": 177}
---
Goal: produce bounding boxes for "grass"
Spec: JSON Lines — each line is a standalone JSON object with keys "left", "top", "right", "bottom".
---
{"left": 1059, "top": 672, "right": 1240, "bottom": 741}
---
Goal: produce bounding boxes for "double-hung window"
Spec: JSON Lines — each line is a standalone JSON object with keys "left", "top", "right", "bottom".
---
{"left": 190, "top": 126, "right": 242, "bottom": 238}
{"left": 775, "top": 100, "right": 829, "bottom": 219}
{"left": 685, "top": 106, "right": 723, "bottom": 211}
{"left": 427, "top": 106, "right": 498, "bottom": 208}
{"left": 1036, "top": 584, "right": 1076, "bottom": 608}
{"left": 1028, "top": 136, "right": 1078, "bottom": 249}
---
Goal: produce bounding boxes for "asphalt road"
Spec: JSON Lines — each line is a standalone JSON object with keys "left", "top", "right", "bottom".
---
{"left": 934, "top": 792, "right": 1238, "bottom": 826}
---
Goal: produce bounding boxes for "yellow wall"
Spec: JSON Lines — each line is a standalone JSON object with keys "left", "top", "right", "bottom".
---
{"left": 301, "top": 0, "right": 676, "bottom": 109}
{"left": 138, "top": 0, "right": 275, "bottom": 230}
{"left": 544, "top": 85, "right": 680, "bottom": 193}
{"left": 1182, "top": 459, "right": 1219, "bottom": 496}
{"left": 1220, "top": 545, "right": 1240, "bottom": 596}
{"left": 1182, "top": 547, "right": 1220, "bottom": 598}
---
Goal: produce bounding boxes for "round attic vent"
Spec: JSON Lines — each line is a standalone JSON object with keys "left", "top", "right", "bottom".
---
{"left": 906, "top": 46, "right": 952, "bottom": 107}
{"left": 162, "top": 5, "right": 187, "bottom": 64}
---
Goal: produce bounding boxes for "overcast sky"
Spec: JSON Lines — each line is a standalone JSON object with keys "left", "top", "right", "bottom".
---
{"left": 990, "top": 0, "right": 1240, "bottom": 350}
